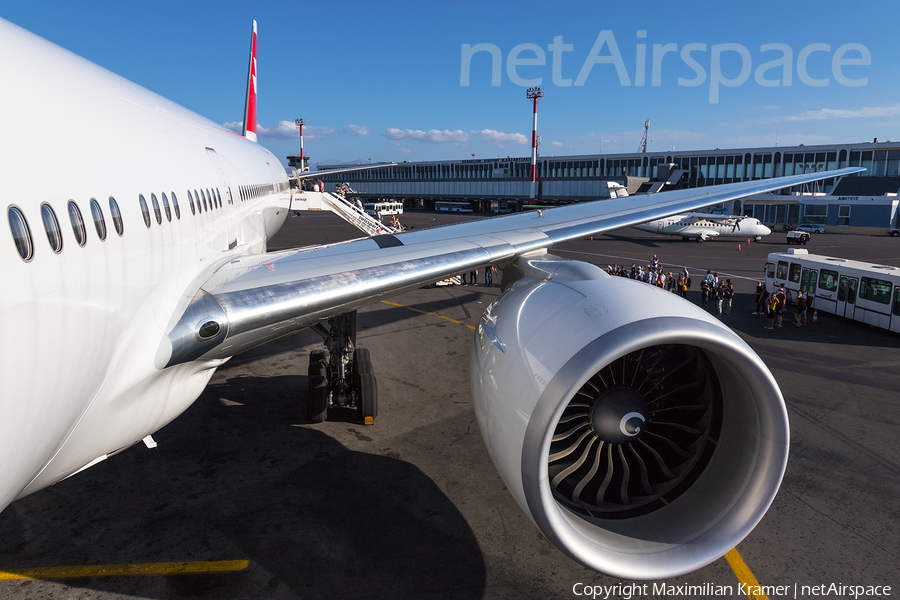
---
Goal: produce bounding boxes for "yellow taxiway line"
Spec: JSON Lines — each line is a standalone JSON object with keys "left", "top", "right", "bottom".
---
{"left": 725, "top": 548, "right": 769, "bottom": 600}
{"left": 0, "top": 560, "right": 249, "bottom": 580}
{"left": 381, "top": 300, "right": 477, "bottom": 330}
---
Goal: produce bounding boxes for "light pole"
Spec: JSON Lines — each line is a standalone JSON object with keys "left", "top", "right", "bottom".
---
{"left": 294, "top": 118, "right": 305, "bottom": 171}
{"left": 526, "top": 87, "right": 544, "bottom": 203}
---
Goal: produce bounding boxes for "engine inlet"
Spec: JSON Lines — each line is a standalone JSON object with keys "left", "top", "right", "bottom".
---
{"left": 548, "top": 344, "right": 722, "bottom": 520}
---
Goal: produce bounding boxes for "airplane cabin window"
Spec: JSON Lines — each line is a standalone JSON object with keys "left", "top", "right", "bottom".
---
{"left": 171, "top": 192, "right": 180, "bottom": 219}
{"left": 89, "top": 199, "right": 106, "bottom": 241}
{"left": 201, "top": 189, "right": 208, "bottom": 212}
{"left": 109, "top": 197, "right": 124, "bottom": 235}
{"left": 41, "top": 203, "right": 63, "bottom": 253}
{"left": 194, "top": 189, "right": 202, "bottom": 212}
{"left": 187, "top": 190, "right": 195, "bottom": 215}
{"left": 150, "top": 193, "right": 162, "bottom": 224}
{"left": 218, "top": 188, "right": 225, "bottom": 206}
{"left": 7, "top": 205, "right": 34, "bottom": 261}
{"left": 67, "top": 201, "right": 87, "bottom": 247}
{"left": 139, "top": 195, "right": 151, "bottom": 228}
{"left": 161, "top": 192, "right": 172, "bottom": 221}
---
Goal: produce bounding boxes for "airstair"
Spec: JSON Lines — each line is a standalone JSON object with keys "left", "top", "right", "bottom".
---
{"left": 291, "top": 190, "right": 397, "bottom": 236}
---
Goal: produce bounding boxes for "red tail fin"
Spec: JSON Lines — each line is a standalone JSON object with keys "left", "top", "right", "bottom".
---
{"left": 242, "top": 20, "right": 258, "bottom": 142}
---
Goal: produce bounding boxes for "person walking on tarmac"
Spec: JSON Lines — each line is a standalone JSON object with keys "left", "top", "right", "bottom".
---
{"left": 765, "top": 291, "right": 778, "bottom": 329}
{"left": 753, "top": 282, "right": 765, "bottom": 314}
{"left": 794, "top": 291, "right": 808, "bottom": 326}
{"left": 484, "top": 264, "right": 495, "bottom": 286}
{"left": 723, "top": 280, "right": 734, "bottom": 316}
{"left": 775, "top": 285, "right": 787, "bottom": 327}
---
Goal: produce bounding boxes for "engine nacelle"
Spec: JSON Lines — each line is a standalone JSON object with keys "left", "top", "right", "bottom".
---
{"left": 471, "top": 258, "right": 788, "bottom": 579}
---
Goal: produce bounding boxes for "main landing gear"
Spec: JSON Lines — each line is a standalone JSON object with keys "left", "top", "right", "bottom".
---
{"left": 307, "top": 311, "right": 378, "bottom": 426}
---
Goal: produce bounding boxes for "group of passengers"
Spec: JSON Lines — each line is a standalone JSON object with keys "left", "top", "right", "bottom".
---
{"left": 299, "top": 178, "right": 326, "bottom": 192}
{"left": 604, "top": 256, "right": 811, "bottom": 329}
{"left": 754, "top": 283, "right": 808, "bottom": 329}
{"left": 459, "top": 265, "right": 497, "bottom": 286}
{"left": 606, "top": 255, "right": 692, "bottom": 298}
{"left": 698, "top": 271, "right": 735, "bottom": 318}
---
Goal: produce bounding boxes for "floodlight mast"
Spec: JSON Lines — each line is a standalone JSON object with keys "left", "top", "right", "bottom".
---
{"left": 526, "top": 87, "right": 543, "bottom": 203}
{"left": 294, "top": 118, "right": 306, "bottom": 171}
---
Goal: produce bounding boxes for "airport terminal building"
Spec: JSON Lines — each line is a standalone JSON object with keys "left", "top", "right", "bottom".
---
{"left": 305, "top": 140, "right": 900, "bottom": 234}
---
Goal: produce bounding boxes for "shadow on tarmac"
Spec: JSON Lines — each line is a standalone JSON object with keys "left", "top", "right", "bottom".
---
{"left": 0, "top": 369, "right": 487, "bottom": 599}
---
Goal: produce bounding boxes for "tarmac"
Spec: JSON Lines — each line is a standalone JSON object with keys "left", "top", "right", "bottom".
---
{"left": 0, "top": 210, "right": 897, "bottom": 599}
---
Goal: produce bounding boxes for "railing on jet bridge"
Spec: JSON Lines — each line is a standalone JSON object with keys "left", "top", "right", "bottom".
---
{"left": 293, "top": 191, "right": 398, "bottom": 237}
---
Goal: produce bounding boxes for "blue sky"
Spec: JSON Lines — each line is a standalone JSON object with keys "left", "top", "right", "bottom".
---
{"left": 3, "top": 1, "right": 899, "bottom": 169}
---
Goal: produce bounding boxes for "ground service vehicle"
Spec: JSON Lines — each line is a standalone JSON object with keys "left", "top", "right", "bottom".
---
{"left": 435, "top": 201, "right": 473, "bottom": 213}
{"left": 766, "top": 249, "right": 900, "bottom": 333}
{"left": 786, "top": 231, "right": 810, "bottom": 245}
{"left": 363, "top": 201, "right": 403, "bottom": 217}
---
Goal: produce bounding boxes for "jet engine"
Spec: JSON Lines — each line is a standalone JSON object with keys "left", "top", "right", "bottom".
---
{"left": 471, "top": 255, "right": 788, "bottom": 579}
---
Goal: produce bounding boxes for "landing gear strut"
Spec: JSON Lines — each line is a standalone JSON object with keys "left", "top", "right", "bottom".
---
{"left": 307, "top": 311, "right": 378, "bottom": 425}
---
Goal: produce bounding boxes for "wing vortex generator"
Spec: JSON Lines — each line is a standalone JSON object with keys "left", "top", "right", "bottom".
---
{"left": 471, "top": 254, "right": 789, "bottom": 579}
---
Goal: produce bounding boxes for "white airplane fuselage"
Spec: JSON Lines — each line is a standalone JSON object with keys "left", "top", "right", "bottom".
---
{"left": 634, "top": 215, "right": 771, "bottom": 241}
{"left": 0, "top": 19, "right": 290, "bottom": 512}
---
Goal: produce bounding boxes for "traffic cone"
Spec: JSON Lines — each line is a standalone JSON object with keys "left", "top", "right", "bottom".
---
{"left": 812, "top": 309, "right": 818, "bottom": 324}
{"left": 748, "top": 238, "right": 751, "bottom": 244}
{"left": 737, "top": 244, "right": 741, "bottom": 251}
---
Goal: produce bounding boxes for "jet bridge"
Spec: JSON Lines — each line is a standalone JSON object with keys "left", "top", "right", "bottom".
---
{"left": 291, "top": 190, "right": 398, "bottom": 236}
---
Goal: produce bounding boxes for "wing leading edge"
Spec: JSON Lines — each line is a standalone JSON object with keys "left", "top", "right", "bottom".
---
{"left": 159, "top": 167, "right": 862, "bottom": 367}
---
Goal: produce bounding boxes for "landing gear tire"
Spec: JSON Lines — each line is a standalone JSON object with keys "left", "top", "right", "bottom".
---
{"left": 356, "top": 373, "right": 378, "bottom": 425}
{"left": 352, "top": 348, "right": 377, "bottom": 424}
{"left": 352, "top": 348, "right": 372, "bottom": 378}
{"left": 695, "top": 235, "right": 704, "bottom": 243}
{"left": 307, "top": 361, "right": 328, "bottom": 423}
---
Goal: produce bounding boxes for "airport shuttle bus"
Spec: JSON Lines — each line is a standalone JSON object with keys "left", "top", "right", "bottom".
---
{"left": 434, "top": 200, "right": 473, "bottom": 213}
{"left": 363, "top": 201, "right": 403, "bottom": 217}
{"left": 766, "top": 249, "right": 900, "bottom": 333}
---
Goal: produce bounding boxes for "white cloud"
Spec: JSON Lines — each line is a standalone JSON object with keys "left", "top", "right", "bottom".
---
{"left": 551, "top": 141, "right": 564, "bottom": 148}
{"left": 384, "top": 128, "right": 469, "bottom": 144}
{"left": 221, "top": 120, "right": 345, "bottom": 141}
{"left": 785, "top": 104, "right": 900, "bottom": 121}
{"left": 348, "top": 124, "right": 370, "bottom": 135}
{"left": 304, "top": 126, "right": 344, "bottom": 140}
{"left": 470, "top": 129, "right": 528, "bottom": 145}
{"left": 222, "top": 121, "right": 243, "bottom": 134}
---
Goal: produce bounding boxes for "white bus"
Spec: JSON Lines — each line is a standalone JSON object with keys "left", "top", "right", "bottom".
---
{"left": 766, "top": 249, "right": 900, "bottom": 333}
{"left": 435, "top": 201, "right": 473, "bottom": 213}
{"left": 363, "top": 201, "right": 403, "bottom": 217}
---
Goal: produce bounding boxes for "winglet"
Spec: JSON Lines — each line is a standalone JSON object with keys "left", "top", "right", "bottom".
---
{"left": 241, "top": 20, "right": 258, "bottom": 143}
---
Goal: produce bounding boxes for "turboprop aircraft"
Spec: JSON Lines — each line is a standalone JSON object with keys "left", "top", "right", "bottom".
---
{"left": 633, "top": 213, "right": 771, "bottom": 242}
{"left": 0, "top": 16, "right": 863, "bottom": 580}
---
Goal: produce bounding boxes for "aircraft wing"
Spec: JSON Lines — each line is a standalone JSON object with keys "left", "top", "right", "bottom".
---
{"left": 160, "top": 168, "right": 861, "bottom": 367}
{"left": 677, "top": 228, "right": 719, "bottom": 238}
{"left": 688, "top": 214, "right": 741, "bottom": 224}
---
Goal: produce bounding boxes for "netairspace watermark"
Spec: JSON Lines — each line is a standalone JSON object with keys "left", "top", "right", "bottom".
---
{"left": 571, "top": 582, "right": 891, "bottom": 599}
{"left": 460, "top": 31, "right": 871, "bottom": 104}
